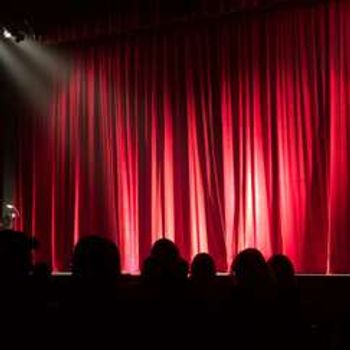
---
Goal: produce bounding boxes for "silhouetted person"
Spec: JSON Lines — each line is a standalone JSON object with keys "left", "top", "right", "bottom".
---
{"left": 0, "top": 229, "right": 37, "bottom": 279}
{"left": 68, "top": 235, "right": 123, "bottom": 347}
{"left": 232, "top": 248, "right": 272, "bottom": 291}
{"left": 31, "top": 261, "right": 52, "bottom": 305}
{"left": 72, "top": 235, "right": 121, "bottom": 280}
{"left": 190, "top": 253, "right": 216, "bottom": 283}
{"left": 268, "top": 254, "right": 298, "bottom": 305}
{"left": 70, "top": 235, "right": 121, "bottom": 310}
{"left": 141, "top": 238, "right": 188, "bottom": 283}
{"left": 0, "top": 230, "right": 38, "bottom": 341}
{"left": 189, "top": 253, "right": 223, "bottom": 347}
{"left": 140, "top": 239, "right": 190, "bottom": 347}
{"left": 229, "top": 248, "right": 277, "bottom": 349}
{"left": 268, "top": 254, "right": 306, "bottom": 349}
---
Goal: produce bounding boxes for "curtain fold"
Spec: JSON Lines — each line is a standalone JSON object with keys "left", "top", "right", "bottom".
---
{"left": 12, "top": 0, "right": 350, "bottom": 273}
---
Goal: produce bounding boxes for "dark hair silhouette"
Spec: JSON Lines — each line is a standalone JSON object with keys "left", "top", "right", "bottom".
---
{"left": 0, "top": 230, "right": 39, "bottom": 337}
{"left": 267, "top": 254, "right": 300, "bottom": 312}
{"left": 0, "top": 229, "right": 37, "bottom": 278}
{"left": 268, "top": 254, "right": 296, "bottom": 289}
{"left": 142, "top": 238, "right": 188, "bottom": 282}
{"left": 72, "top": 235, "right": 121, "bottom": 280}
{"left": 230, "top": 249, "right": 278, "bottom": 348}
{"left": 191, "top": 253, "right": 216, "bottom": 282}
{"left": 267, "top": 256, "right": 304, "bottom": 348}
{"left": 231, "top": 248, "right": 271, "bottom": 288}
{"left": 150, "top": 238, "right": 179, "bottom": 261}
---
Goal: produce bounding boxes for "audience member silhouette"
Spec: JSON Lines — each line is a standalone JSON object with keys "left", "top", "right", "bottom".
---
{"left": 0, "top": 229, "right": 37, "bottom": 279}
{"left": 68, "top": 235, "right": 123, "bottom": 347}
{"left": 0, "top": 230, "right": 38, "bottom": 341}
{"left": 189, "top": 253, "right": 223, "bottom": 347}
{"left": 141, "top": 238, "right": 188, "bottom": 283}
{"left": 268, "top": 254, "right": 298, "bottom": 305}
{"left": 190, "top": 253, "right": 216, "bottom": 283}
{"left": 268, "top": 254, "right": 306, "bottom": 349}
{"left": 0, "top": 230, "right": 340, "bottom": 349}
{"left": 230, "top": 248, "right": 277, "bottom": 349}
{"left": 139, "top": 239, "right": 191, "bottom": 347}
{"left": 70, "top": 235, "right": 122, "bottom": 315}
{"left": 232, "top": 248, "right": 272, "bottom": 290}
{"left": 72, "top": 235, "right": 121, "bottom": 280}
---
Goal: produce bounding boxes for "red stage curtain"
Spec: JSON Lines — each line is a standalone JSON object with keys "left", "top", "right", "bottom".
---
{"left": 13, "top": 0, "right": 350, "bottom": 273}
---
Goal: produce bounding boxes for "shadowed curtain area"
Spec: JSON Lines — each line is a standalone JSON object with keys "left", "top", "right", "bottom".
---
{"left": 10, "top": 0, "right": 350, "bottom": 273}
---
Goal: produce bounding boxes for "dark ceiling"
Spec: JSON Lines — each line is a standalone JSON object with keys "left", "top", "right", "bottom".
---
{"left": 0, "top": 0, "right": 323, "bottom": 39}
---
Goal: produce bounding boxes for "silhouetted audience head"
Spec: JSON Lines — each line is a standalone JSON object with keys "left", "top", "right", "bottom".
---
{"left": 142, "top": 238, "right": 188, "bottom": 283}
{"left": 268, "top": 254, "right": 296, "bottom": 289}
{"left": 0, "top": 230, "right": 37, "bottom": 278}
{"left": 72, "top": 235, "right": 120, "bottom": 280}
{"left": 231, "top": 248, "right": 271, "bottom": 289}
{"left": 191, "top": 253, "right": 216, "bottom": 282}
{"left": 150, "top": 238, "right": 179, "bottom": 262}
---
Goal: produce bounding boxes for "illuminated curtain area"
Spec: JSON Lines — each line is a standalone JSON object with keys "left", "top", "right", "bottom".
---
{"left": 12, "top": 0, "right": 350, "bottom": 273}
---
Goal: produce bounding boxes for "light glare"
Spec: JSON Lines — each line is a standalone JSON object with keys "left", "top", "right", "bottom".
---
{"left": 3, "top": 29, "right": 13, "bottom": 39}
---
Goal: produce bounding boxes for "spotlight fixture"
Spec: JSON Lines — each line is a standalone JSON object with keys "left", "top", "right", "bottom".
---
{"left": 1, "top": 20, "right": 35, "bottom": 43}
{"left": 3, "top": 28, "right": 13, "bottom": 39}
{"left": 1, "top": 27, "right": 24, "bottom": 42}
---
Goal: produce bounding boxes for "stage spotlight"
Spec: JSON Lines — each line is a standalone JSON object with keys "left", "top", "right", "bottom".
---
{"left": 3, "top": 28, "right": 14, "bottom": 40}
{"left": 2, "top": 27, "right": 26, "bottom": 43}
{"left": 1, "top": 19, "right": 36, "bottom": 43}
